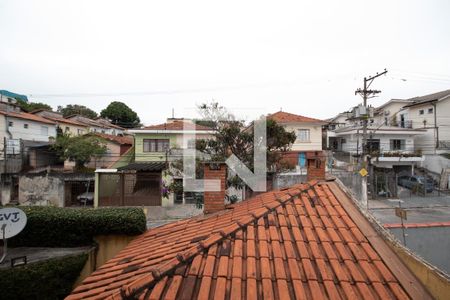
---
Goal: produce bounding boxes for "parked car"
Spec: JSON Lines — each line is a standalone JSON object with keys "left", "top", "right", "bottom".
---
{"left": 77, "top": 192, "right": 94, "bottom": 204}
{"left": 398, "top": 176, "right": 433, "bottom": 193}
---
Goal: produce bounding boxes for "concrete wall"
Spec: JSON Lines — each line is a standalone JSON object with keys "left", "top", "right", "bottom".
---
{"left": 386, "top": 234, "right": 450, "bottom": 300}
{"left": 74, "top": 234, "right": 137, "bottom": 289}
{"left": 0, "top": 114, "right": 6, "bottom": 159}
{"left": 422, "top": 154, "right": 450, "bottom": 175}
{"left": 18, "top": 175, "right": 65, "bottom": 206}
{"left": 273, "top": 173, "right": 306, "bottom": 189}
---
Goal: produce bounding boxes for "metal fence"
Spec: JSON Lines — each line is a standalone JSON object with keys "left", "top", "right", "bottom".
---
{"left": 330, "top": 167, "right": 365, "bottom": 205}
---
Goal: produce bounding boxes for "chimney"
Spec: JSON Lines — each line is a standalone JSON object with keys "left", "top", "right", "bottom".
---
{"left": 203, "top": 163, "right": 227, "bottom": 214}
{"left": 306, "top": 151, "right": 326, "bottom": 181}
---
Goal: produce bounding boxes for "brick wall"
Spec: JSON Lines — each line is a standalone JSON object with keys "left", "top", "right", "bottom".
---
{"left": 306, "top": 151, "right": 326, "bottom": 181}
{"left": 203, "top": 163, "right": 226, "bottom": 214}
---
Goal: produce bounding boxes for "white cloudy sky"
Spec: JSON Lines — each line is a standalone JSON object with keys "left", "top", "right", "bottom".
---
{"left": 1, "top": 0, "right": 449, "bottom": 125}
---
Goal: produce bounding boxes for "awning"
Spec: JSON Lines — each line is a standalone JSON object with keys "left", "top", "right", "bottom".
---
{"left": 117, "top": 162, "right": 166, "bottom": 172}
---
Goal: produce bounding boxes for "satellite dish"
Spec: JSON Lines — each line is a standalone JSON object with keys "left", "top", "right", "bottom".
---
{"left": 0, "top": 208, "right": 27, "bottom": 239}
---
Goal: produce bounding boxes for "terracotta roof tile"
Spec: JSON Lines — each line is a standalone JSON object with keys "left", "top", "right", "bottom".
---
{"left": 0, "top": 110, "right": 56, "bottom": 125}
{"left": 139, "top": 120, "right": 212, "bottom": 131}
{"left": 70, "top": 181, "right": 429, "bottom": 300}
{"left": 267, "top": 111, "right": 327, "bottom": 124}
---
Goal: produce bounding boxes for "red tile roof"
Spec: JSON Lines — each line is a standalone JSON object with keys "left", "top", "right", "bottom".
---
{"left": 90, "top": 133, "right": 133, "bottom": 145}
{"left": 268, "top": 111, "right": 327, "bottom": 124}
{"left": 68, "top": 181, "right": 430, "bottom": 300}
{"left": 139, "top": 121, "right": 212, "bottom": 131}
{"left": 0, "top": 110, "right": 56, "bottom": 125}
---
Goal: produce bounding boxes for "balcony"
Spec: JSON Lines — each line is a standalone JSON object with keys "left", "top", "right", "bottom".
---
{"left": 390, "top": 120, "right": 412, "bottom": 128}
{"left": 371, "top": 150, "right": 423, "bottom": 163}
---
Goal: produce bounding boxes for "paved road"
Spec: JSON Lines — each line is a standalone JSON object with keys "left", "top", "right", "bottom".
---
{"left": 369, "top": 185, "right": 450, "bottom": 224}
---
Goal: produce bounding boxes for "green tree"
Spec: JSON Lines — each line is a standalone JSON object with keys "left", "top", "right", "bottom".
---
{"left": 16, "top": 98, "right": 52, "bottom": 112}
{"left": 52, "top": 134, "right": 107, "bottom": 169}
{"left": 57, "top": 104, "right": 98, "bottom": 119}
{"left": 196, "top": 102, "right": 297, "bottom": 173}
{"left": 100, "top": 101, "right": 141, "bottom": 128}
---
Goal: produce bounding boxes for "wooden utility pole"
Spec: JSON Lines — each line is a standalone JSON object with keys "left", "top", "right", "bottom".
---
{"left": 355, "top": 69, "right": 388, "bottom": 209}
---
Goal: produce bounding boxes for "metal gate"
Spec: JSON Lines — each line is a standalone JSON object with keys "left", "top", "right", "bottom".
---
{"left": 98, "top": 171, "right": 162, "bottom": 206}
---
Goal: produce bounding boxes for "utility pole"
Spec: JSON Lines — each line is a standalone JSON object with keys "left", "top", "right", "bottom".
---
{"left": 355, "top": 69, "right": 388, "bottom": 209}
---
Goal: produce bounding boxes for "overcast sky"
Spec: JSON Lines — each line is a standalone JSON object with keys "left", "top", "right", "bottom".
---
{"left": 1, "top": 0, "right": 449, "bottom": 125}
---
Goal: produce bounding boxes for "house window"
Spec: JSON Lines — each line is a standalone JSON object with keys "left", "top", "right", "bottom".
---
{"left": 384, "top": 117, "right": 388, "bottom": 126}
{"left": 8, "top": 121, "right": 13, "bottom": 127}
{"left": 143, "top": 139, "right": 170, "bottom": 152}
{"left": 77, "top": 129, "right": 84, "bottom": 135}
{"left": 65, "top": 127, "right": 70, "bottom": 132}
{"left": 24, "top": 124, "right": 29, "bottom": 129}
{"left": 296, "top": 129, "right": 310, "bottom": 142}
{"left": 419, "top": 109, "right": 424, "bottom": 115}
{"left": 341, "top": 138, "right": 346, "bottom": 144}
{"left": 41, "top": 126, "right": 49, "bottom": 136}
{"left": 390, "top": 139, "right": 405, "bottom": 151}
{"left": 428, "top": 108, "right": 433, "bottom": 114}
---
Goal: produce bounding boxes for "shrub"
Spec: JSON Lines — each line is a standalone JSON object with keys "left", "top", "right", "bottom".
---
{"left": 8, "top": 207, "right": 146, "bottom": 247}
{"left": 0, "top": 253, "right": 87, "bottom": 300}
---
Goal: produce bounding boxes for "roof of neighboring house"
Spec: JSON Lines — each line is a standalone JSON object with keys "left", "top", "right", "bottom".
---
{"left": 0, "top": 110, "right": 56, "bottom": 125}
{"left": 403, "top": 89, "right": 450, "bottom": 108}
{"left": 90, "top": 133, "right": 133, "bottom": 145}
{"left": 94, "top": 117, "right": 126, "bottom": 130}
{"left": 68, "top": 180, "right": 430, "bottom": 300}
{"left": 138, "top": 120, "right": 212, "bottom": 131}
{"left": 0, "top": 90, "right": 28, "bottom": 102}
{"left": 268, "top": 111, "right": 327, "bottom": 124}
{"left": 31, "top": 110, "right": 88, "bottom": 127}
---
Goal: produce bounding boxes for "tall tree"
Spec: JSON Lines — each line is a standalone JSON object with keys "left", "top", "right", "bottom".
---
{"left": 196, "top": 102, "right": 297, "bottom": 172}
{"left": 16, "top": 98, "right": 52, "bottom": 112}
{"left": 100, "top": 101, "right": 141, "bottom": 128}
{"left": 58, "top": 104, "right": 98, "bottom": 119}
{"left": 51, "top": 134, "right": 107, "bottom": 169}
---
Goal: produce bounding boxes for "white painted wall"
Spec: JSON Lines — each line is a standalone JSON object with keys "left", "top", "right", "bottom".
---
{"left": 283, "top": 123, "right": 322, "bottom": 151}
{"left": 7, "top": 117, "right": 57, "bottom": 142}
{"left": 339, "top": 132, "right": 416, "bottom": 154}
{"left": 421, "top": 154, "right": 450, "bottom": 174}
{"left": 401, "top": 98, "right": 450, "bottom": 154}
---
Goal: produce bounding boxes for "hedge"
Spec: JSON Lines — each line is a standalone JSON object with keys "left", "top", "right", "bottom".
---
{"left": 8, "top": 207, "right": 146, "bottom": 247}
{"left": 0, "top": 253, "right": 87, "bottom": 300}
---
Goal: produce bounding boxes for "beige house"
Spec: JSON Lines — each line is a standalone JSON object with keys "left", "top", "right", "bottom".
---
{"left": 268, "top": 111, "right": 327, "bottom": 170}
{"left": 32, "top": 110, "right": 88, "bottom": 136}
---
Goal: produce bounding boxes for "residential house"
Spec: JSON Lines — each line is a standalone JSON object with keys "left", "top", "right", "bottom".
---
{"left": 94, "top": 117, "right": 126, "bottom": 135}
{"left": 268, "top": 111, "right": 327, "bottom": 171}
{"left": 398, "top": 89, "right": 450, "bottom": 156}
{"left": 95, "top": 118, "right": 214, "bottom": 208}
{"left": 66, "top": 115, "right": 125, "bottom": 135}
{"left": 68, "top": 177, "right": 439, "bottom": 300}
{"left": 85, "top": 132, "right": 133, "bottom": 169}
{"left": 0, "top": 103, "right": 57, "bottom": 204}
{"left": 0, "top": 104, "right": 57, "bottom": 143}
{"left": 32, "top": 110, "right": 88, "bottom": 136}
